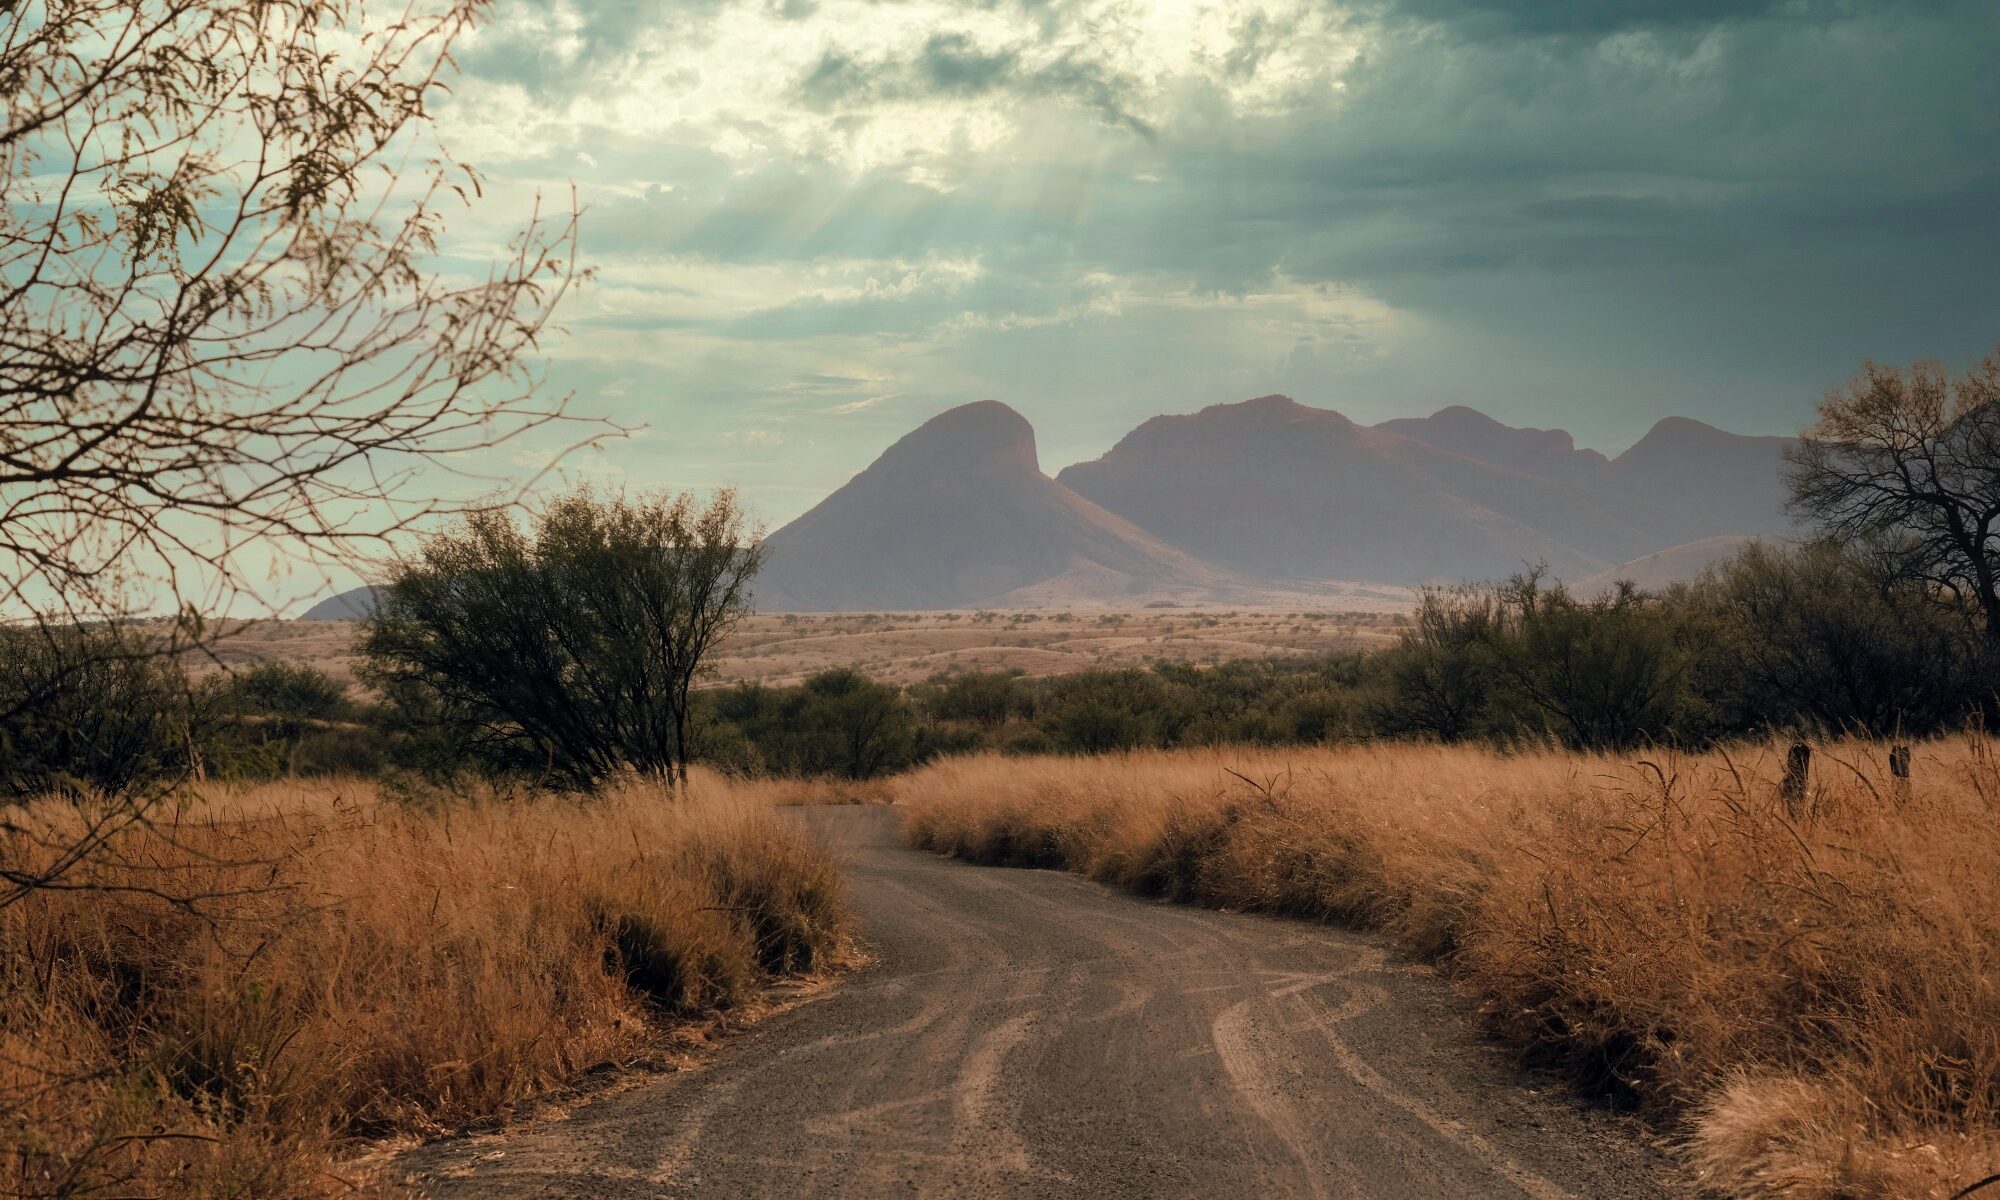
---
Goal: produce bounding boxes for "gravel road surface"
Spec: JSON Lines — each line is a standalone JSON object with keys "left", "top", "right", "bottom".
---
{"left": 397, "top": 806, "right": 1683, "bottom": 1198}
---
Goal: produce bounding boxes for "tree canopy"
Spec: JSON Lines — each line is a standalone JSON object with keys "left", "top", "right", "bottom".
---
{"left": 1787, "top": 349, "right": 2000, "bottom": 636}
{"left": 362, "top": 489, "right": 762, "bottom": 790}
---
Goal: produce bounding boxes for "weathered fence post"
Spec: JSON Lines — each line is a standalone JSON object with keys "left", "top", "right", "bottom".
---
{"left": 1888, "top": 744, "right": 1912, "bottom": 803}
{"left": 1780, "top": 742, "right": 1811, "bottom": 817}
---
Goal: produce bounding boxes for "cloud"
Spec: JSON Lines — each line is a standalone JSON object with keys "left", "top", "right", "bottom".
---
{"left": 422, "top": 0, "right": 2000, "bottom": 525}
{"left": 1379, "top": 0, "right": 1808, "bottom": 36}
{"left": 723, "top": 427, "right": 787, "bottom": 445}
{"left": 824, "top": 397, "right": 887, "bottom": 415}
{"left": 795, "top": 31, "right": 1157, "bottom": 139}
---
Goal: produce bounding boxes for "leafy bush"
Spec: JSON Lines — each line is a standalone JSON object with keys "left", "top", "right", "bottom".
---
{"left": 1481, "top": 574, "right": 1708, "bottom": 750}
{"left": 704, "top": 669, "right": 920, "bottom": 779}
{"left": 363, "top": 489, "right": 760, "bottom": 789}
{"left": 1689, "top": 541, "right": 1992, "bottom": 735}
{"left": 200, "top": 664, "right": 385, "bottom": 780}
{"left": 0, "top": 623, "right": 195, "bottom": 799}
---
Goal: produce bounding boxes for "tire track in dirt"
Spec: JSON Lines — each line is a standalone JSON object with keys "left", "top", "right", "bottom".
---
{"left": 394, "top": 807, "right": 1684, "bottom": 1198}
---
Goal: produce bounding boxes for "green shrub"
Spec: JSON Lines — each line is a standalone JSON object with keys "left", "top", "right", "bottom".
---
{"left": 200, "top": 664, "right": 386, "bottom": 780}
{"left": 0, "top": 623, "right": 195, "bottom": 799}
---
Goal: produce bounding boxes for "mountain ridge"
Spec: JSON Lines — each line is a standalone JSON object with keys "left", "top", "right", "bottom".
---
{"left": 752, "top": 400, "right": 1265, "bottom": 612}
{"left": 297, "top": 396, "right": 1800, "bottom": 615}
{"left": 1053, "top": 395, "right": 1765, "bottom": 584}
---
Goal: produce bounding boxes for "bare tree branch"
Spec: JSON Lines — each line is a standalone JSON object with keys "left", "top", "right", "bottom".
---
{"left": 1786, "top": 350, "right": 2000, "bottom": 638}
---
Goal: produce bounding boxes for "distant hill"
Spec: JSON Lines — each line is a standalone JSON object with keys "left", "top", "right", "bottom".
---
{"left": 1055, "top": 395, "right": 1711, "bottom": 583}
{"left": 292, "top": 396, "right": 1803, "bottom": 616}
{"left": 1388, "top": 407, "right": 1797, "bottom": 543}
{"left": 300, "top": 586, "right": 378, "bottom": 621}
{"left": 753, "top": 401, "right": 1256, "bottom": 611}
{"left": 1377, "top": 405, "right": 1608, "bottom": 484}
{"left": 1596, "top": 417, "right": 1797, "bottom": 542}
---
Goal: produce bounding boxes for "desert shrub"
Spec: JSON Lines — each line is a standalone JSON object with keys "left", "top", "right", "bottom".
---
{"left": 801, "top": 669, "right": 919, "bottom": 780}
{"left": 687, "top": 708, "right": 768, "bottom": 777}
{"left": 1481, "top": 574, "right": 1709, "bottom": 749}
{"left": 200, "top": 663, "right": 387, "bottom": 780}
{"left": 1691, "top": 541, "right": 1993, "bottom": 736}
{"left": 214, "top": 662, "right": 353, "bottom": 727}
{"left": 1374, "top": 572, "right": 1723, "bottom": 749}
{"left": 911, "top": 670, "right": 1023, "bottom": 726}
{"left": 1034, "top": 670, "right": 1175, "bottom": 753}
{"left": 1373, "top": 583, "right": 1499, "bottom": 740}
{"left": 706, "top": 670, "right": 920, "bottom": 779}
{"left": 0, "top": 623, "right": 196, "bottom": 799}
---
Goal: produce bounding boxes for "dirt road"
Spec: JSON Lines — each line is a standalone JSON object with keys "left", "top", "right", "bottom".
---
{"left": 397, "top": 807, "right": 1683, "bottom": 1198}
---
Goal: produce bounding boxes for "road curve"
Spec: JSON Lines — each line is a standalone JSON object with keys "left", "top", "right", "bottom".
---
{"left": 397, "top": 807, "right": 1684, "bottom": 1198}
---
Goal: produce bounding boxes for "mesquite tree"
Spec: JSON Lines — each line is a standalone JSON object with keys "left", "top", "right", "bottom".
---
{"left": 1, "top": 0, "right": 596, "bottom": 623}
{"left": 1, "top": 0, "right": 604, "bottom": 915}
{"left": 362, "top": 489, "right": 763, "bottom": 791}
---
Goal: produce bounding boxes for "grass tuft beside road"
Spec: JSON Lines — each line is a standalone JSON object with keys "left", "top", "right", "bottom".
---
{"left": 1, "top": 771, "right": 853, "bottom": 1198}
{"left": 898, "top": 738, "right": 2000, "bottom": 1199}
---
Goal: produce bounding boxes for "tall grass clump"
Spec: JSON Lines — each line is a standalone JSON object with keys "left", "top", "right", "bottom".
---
{"left": 1, "top": 771, "right": 851, "bottom": 1198}
{"left": 899, "top": 738, "right": 2000, "bottom": 1198}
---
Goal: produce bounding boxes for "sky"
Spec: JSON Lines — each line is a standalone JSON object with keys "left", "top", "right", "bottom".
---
{"left": 428, "top": 0, "right": 2000, "bottom": 533}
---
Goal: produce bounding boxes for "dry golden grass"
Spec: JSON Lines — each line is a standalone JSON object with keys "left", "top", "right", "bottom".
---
{"left": 1, "top": 771, "right": 852, "bottom": 1199}
{"left": 898, "top": 738, "right": 2000, "bottom": 1198}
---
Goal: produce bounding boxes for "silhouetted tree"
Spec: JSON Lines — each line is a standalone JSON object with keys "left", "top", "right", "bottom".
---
{"left": 1787, "top": 350, "right": 2000, "bottom": 636}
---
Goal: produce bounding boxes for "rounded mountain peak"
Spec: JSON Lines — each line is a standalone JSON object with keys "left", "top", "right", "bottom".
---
{"left": 874, "top": 400, "right": 1039, "bottom": 477}
{"left": 1182, "top": 394, "right": 1345, "bottom": 428}
{"left": 1428, "top": 404, "right": 1504, "bottom": 427}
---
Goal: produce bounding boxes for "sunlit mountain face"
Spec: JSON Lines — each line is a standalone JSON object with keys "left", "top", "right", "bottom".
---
{"left": 426, "top": 0, "right": 1998, "bottom": 533}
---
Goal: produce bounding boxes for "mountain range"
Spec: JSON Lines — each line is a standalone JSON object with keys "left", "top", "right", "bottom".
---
{"left": 302, "top": 395, "right": 1798, "bottom": 616}
{"left": 755, "top": 395, "right": 1796, "bottom": 610}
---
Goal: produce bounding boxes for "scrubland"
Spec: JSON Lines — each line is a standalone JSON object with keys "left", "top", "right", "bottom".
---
{"left": 899, "top": 738, "right": 2000, "bottom": 1198}
{"left": 0, "top": 771, "right": 852, "bottom": 1199}
{"left": 208, "top": 607, "right": 1404, "bottom": 689}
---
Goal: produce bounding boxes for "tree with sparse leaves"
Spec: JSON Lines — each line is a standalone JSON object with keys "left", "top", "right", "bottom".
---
{"left": 0, "top": 0, "right": 602, "bottom": 915}
{"left": 1786, "top": 350, "right": 2000, "bottom": 638}
{"left": 2, "top": 0, "right": 599, "bottom": 623}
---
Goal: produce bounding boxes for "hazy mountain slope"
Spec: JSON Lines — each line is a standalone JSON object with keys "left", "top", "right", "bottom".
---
{"left": 1056, "top": 395, "right": 1682, "bottom": 582}
{"left": 1376, "top": 405, "right": 1801, "bottom": 547}
{"left": 1599, "top": 417, "right": 1798, "bottom": 540}
{"left": 1377, "top": 405, "right": 1609, "bottom": 484}
{"left": 301, "top": 586, "right": 378, "bottom": 620}
{"left": 754, "top": 401, "right": 1249, "bottom": 611}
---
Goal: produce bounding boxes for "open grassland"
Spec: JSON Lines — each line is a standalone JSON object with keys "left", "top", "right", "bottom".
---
{"left": 1, "top": 772, "right": 853, "bottom": 1199}
{"left": 200, "top": 608, "right": 1407, "bottom": 689}
{"left": 899, "top": 739, "right": 2000, "bottom": 1199}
